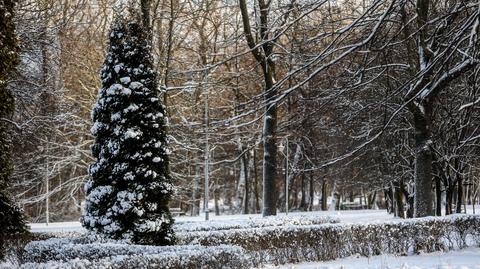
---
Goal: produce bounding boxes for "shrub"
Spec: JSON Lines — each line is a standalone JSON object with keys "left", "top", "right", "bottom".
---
{"left": 174, "top": 214, "right": 339, "bottom": 232}
{"left": 177, "top": 214, "right": 480, "bottom": 264}
{"left": 21, "top": 239, "right": 251, "bottom": 269}
{"left": 9, "top": 214, "right": 480, "bottom": 267}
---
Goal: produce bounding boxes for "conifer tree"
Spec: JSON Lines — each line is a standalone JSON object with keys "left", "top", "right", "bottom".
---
{"left": 82, "top": 16, "right": 174, "bottom": 245}
{"left": 0, "top": 0, "right": 28, "bottom": 247}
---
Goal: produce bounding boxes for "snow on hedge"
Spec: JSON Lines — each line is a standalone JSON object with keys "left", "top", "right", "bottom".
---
{"left": 174, "top": 214, "right": 339, "bottom": 232}
{"left": 178, "top": 214, "right": 480, "bottom": 264}
{"left": 20, "top": 242, "right": 250, "bottom": 269}
{"left": 6, "top": 214, "right": 480, "bottom": 268}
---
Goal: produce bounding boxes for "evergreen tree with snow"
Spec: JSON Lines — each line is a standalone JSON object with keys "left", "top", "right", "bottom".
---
{"left": 82, "top": 16, "right": 175, "bottom": 245}
{"left": 0, "top": 0, "right": 28, "bottom": 247}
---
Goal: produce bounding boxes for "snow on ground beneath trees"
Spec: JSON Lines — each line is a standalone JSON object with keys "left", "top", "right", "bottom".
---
{"left": 28, "top": 209, "right": 387, "bottom": 233}
{"left": 28, "top": 207, "right": 479, "bottom": 233}
{"left": 265, "top": 247, "right": 480, "bottom": 269}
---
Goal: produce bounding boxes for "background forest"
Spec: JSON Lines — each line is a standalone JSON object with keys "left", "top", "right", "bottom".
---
{"left": 6, "top": 0, "right": 480, "bottom": 222}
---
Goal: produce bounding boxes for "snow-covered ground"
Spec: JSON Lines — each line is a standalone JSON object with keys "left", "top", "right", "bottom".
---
{"left": 29, "top": 207, "right": 479, "bottom": 233}
{"left": 266, "top": 248, "right": 480, "bottom": 269}
{"left": 29, "top": 209, "right": 392, "bottom": 233}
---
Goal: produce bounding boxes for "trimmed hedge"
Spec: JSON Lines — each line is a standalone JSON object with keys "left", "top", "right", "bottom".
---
{"left": 4, "top": 214, "right": 480, "bottom": 268}
{"left": 20, "top": 242, "right": 250, "bottom": 269}
{"left": 174, "top": 215, "right": 339, "bottom": 233}
{"left": 178, "top": 214, "right": 480, "bottom": 264}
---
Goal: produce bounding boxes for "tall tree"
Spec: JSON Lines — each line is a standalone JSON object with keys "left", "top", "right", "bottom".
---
{"left": 82, "top": 16, "right": 175, "bottom": 245}
{"left": 0, "top": 0, "right": 28, "bottom": 244}
{"left": 238, "top": 0, "right": 280, "bottom": 216}
{"left": 405, "top": 0, "right": 479, "bottom": 217}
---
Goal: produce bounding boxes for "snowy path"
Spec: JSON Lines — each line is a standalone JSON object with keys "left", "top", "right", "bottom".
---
{"left": 263, "top": 247, "right": 480, "bottom": 269}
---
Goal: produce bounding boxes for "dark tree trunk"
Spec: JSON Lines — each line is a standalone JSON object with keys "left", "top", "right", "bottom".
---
{"left": 384, "top": 188, "right": 393, "bottom": 214}
{"left": 253, "top": 149, "right": 260, "bottom": 213}
{"left": 456, "top": 177, "right": 463, "bottom": 213}
{"left": 299, "top": 173, "right": 306, "bottom": 210}
{"left": 321, "top": 180, "right": 327, "bottom": 211}
{"left": 239, "top": 0, "right": 278, "bottom": 216}
{"left": 367, "top": 191, "right": 376, "bottom": 209}
{"left": 308, "top": 172, "right": 314, "bottom": 211}
{"left": 140, "top": 0, "right": 152, "bottom": 40}
{"left": 445, "top": 186, "right": 453, "bottom": 215}
{"left": 391, "top": 183, "right": 397, "bottom": 217}
{"left": 335, "top": 192, "right": 341, "bottom": 210}
{"left": 214, "top": 187, "right": 220, "bottom": 216}
{"left": 395, "top": 186, "right": 405, "bottom": 218}
{"left": 261, "top": 71, "right": 277, "bottom": 216}
{"left": 412, "top": 105, "right": 434, "bottom": 217}
{"left": 435, "top": 175, "right": 442, "bottom": 216}
{"left": 406, "top": 194, "right": 414, "bottom": 218}
{"left": 243, "top": 155, "right": 249, "bottom": 214}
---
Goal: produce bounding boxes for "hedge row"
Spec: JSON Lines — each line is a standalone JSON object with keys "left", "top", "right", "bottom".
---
{"left": 6, "top": 214, "right": 480, "bottom": 268}
{"left": 175, "top": 214, "right": 339, "bottom": 232}
{"left": 178, "top": 214, "right": 480, "bottom": 264}
{"left": 16, "top": 243, "right": 250, "bottom": 269}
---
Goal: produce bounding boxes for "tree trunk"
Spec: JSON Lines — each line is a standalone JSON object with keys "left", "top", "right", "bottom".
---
{"left": 329, "top": 181, "right": 337, "bottom": 211}
{"left": 253, "top": 149, "right": 260, "bottom": 213}
{"left": 435, "top": 175, "right": 442, "bottom": 216}
{"left": 412, "top": 105, "right": 434, "bottom": 217}
{"left": 140, "top": 0, "right": 152, "bottom": 37}
{"left": 445, "top": 186, "right": 453, "bottom": 215}
{"left": 321, "top": 180, "right": 328, "bottom": 211}
{"left": 238, "top": 0, "right": 278, "bottom": 217}
{"left": 190, "top": 163, "right": 201, "bottom": 216}
{"left": 391, "top": 182, "right": 397, "bottom": 217}
{"left": 242, "top": 154, "right": 250, "bottom": 214}
{"left": 236, "top": 156, "right": 246, "bottom": 212}
{"left": 214, "top": 186, "right": 220, "bottom": 216}
{"left": 456, "top": 177, "right": 463, "bottom": 213}
{"left": 395, "top": 183, "right": 405, "bottom": 218}
{"left": 367, "top": 191, "right": 376, "bottom": 209}
{"left": 384, "top": 188, "right": 393, "bottom": 214}
{"left": 308, "top": 172, "right": 314, "bottom": 211}
{"left": 300, "top": 173, "right": 306, "bottom": 210}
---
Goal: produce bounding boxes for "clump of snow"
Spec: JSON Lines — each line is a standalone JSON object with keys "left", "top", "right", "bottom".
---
{"left": 119, "top": 77, "right": 131, "bottom": 84}
{"left": 124, "top": 128, "right": 142, "bottom": 139}
{"left": 129, "top": 81, "right": 143, "bottom": 90}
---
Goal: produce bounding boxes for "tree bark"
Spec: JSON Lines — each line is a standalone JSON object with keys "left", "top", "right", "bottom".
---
{"left": 239, "top": 0, "right": 278, "bottom": 216}
{"left": 214, "top": 186, "right": 220, "bottom": 216}
{"left": 242, "top": 154, "right": 250, "bottom": 214}
{"left": 190, "top": 163, "right": 201, "bottom": 216}
{"left": 456, "top": 176, "right": 463, "bottom": 213}
{"left": 321, "top": 180, "right": 328, "bottom": 211}
{"left": 412, "top": 104, "right": 434, "bottom": 217}
{"left": 445, "top": 184, "right": 453, "bottom": 215}
{"left": 435, "top": 175, "right": 442, "bottom": 216}
{"left": 253, "top": 149, "right": 260, "bottom": 213}
{"left": 300, "top": 173, "right": 306, "bottom": 210}
{"left": 367, "top": 191, "right": 376, "bottom": 209}
{"left": 140, "top": 0, "right": 152, "bottom": 37}
{"left": 395, "top": 183, "right": 405, "bottom": 218}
